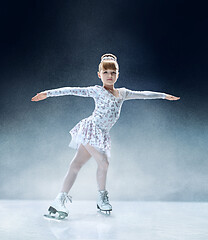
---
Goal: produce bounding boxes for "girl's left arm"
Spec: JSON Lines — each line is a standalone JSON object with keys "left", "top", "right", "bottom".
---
{"left": 124, "top": 88, "right": 180, "bottom": 101}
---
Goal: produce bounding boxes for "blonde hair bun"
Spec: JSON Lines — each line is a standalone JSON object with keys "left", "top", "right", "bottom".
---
{"left": 98, "top": 53, "right": 119, "bottom": 72}
{"left": 101, "top": 53, "right": 117, "bottom": 62}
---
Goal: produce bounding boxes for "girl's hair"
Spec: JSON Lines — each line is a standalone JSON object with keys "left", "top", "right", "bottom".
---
{"left": 98, "top": 53, "right": 119, "bottom": 72}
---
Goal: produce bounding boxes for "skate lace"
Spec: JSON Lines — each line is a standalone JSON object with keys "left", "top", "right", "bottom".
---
{"left": 65, "top": 194, "right": 72, "bottom": 203}
{"left": 101, "top": 191, "right": 109, "bottom": 204}
{"left": 59, "top": 194, "right": 72, "bottom": 206}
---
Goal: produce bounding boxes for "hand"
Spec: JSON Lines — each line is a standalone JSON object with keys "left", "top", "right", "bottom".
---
{"left": 31, "top": 92, "right": 47, "bottom": 102}
{"left": 165, "top": 94, "right": 180, "bottom": 101}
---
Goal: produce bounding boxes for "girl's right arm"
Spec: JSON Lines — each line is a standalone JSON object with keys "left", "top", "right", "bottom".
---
{"left": 31, "top": 86, "right": 96, "bottom": 102}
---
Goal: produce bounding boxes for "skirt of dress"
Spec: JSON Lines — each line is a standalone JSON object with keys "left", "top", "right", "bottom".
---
{"left": 68, "top": 117, "right": 111, "bottom": 158}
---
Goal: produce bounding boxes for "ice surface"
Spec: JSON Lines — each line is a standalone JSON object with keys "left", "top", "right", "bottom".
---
{"left": 0, "top": 200, "right": 208, "bottom": 240}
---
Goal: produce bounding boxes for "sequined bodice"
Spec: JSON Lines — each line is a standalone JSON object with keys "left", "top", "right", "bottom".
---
{"left": 89, "top": 85, "right": 124, "bottom": 131}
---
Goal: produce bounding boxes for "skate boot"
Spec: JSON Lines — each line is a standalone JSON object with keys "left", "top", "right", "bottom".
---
{"left": 44, "top": 192, "right": 72, "bottom": 220}
{"left": 97, "top": 190, "right": 112, "bottom": 214}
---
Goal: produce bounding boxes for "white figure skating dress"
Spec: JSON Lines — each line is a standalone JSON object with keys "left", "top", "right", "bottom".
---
{"left": 45, "top": 85, "right": 166, "bottom": 158}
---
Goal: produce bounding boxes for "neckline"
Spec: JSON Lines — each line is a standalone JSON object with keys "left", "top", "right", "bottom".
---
{"left": 96, "top": 85, "right": 120, "bottom": 99}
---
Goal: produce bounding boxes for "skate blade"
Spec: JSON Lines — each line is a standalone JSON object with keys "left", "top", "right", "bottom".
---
{"left": 43, "top": 213, "right": 68, "bottom": 221}
{"left": 97, "top": 204, "right": 112, "bottom": 215}
{"left": 43, "top": 207, "right": 68, "bottom": 221}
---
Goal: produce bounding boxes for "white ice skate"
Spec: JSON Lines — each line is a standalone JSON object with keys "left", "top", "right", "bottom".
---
{"left": 97, "top": 190, "right": 112, "bottom": 214}
{"left": 44, "top": 192, "right": 72, "bottom": 220}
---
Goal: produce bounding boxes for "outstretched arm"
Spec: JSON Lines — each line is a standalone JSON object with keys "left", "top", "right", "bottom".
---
{"left": 124, "top": 88, "right": 180, "bottom": 101}
{"left": 31, "top": 86, "right": 96, "bottom": 102}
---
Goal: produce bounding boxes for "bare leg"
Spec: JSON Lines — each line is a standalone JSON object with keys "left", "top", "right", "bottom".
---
{"left": 61, "top": 144, "right": 92, "bottom": 193}
{"left": 84, "top": 144, "right": 109, "bottom": 191}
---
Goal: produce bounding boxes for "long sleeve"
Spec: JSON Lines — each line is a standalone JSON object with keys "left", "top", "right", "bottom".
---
{"left": 123, "top": 88, "right": 166, "bottom": 100}
{"left": 43, "top": 86, "right": 96, "bottom": 98}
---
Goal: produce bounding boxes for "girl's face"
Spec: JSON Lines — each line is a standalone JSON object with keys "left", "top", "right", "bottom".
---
{"left": 97, "top": 69, "right": 119, "bottom": 86}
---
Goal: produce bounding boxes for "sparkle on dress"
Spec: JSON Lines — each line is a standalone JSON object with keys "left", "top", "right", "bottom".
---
{"left": 45, "top": 85, "right": 166, "bottom": 158}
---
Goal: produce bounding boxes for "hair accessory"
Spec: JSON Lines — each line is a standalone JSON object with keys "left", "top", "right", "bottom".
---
{"left": 101, "top": 56, "right": 116, "bottom": 62}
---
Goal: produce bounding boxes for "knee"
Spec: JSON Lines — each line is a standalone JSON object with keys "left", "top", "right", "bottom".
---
{"left": 70, "top": 161, "right": 83, "bottom": 173}
{"left": 98, "top": 157, "right": 109, "bottom": 171}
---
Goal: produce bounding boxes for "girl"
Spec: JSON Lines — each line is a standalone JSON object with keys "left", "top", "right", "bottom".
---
{"left": 31, "top": 53, "right": 180, "bottom": 219}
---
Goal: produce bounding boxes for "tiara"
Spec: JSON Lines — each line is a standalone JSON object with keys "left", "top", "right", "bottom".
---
{"left": 101, "top": 56, "right": 116, "bottom": 62}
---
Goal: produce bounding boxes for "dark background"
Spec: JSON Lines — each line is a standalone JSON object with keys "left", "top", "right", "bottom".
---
{"left": 0, "top": 0, "right": 207, "bottom": 201}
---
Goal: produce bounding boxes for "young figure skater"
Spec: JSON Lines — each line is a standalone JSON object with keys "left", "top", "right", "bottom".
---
{"left": 31, "top": 53, "right": 180, "bottom": 219}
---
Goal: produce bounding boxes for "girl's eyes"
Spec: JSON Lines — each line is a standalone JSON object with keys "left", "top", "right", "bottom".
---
{"left": 103, "top": 71, "right": 116, "bottom": 74}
